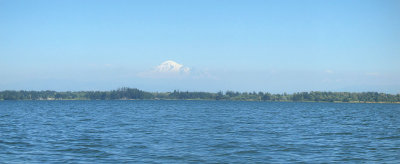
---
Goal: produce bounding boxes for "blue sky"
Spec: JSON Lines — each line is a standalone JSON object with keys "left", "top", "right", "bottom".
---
{"left": 1, "top": 0, "right": 399, "bottom": 93}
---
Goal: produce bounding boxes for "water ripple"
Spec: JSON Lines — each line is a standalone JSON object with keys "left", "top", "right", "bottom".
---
{"left": 0, "top": 100, "right": 399, "bottom": 163}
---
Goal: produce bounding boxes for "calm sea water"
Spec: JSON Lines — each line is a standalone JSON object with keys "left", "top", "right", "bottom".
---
{"left": 0, "top": 100, "right": 399, "bottom": 163}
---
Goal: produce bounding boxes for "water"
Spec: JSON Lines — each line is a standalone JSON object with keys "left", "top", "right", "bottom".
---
{"left": 0, "top": 100, "right": 399, "bottom": 163}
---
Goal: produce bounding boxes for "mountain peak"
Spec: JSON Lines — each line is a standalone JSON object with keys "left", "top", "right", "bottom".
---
{"left": 156, "top": 60, "right": 190, "bottom": 73}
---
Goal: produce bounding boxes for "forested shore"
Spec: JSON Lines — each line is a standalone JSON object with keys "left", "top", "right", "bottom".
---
{"left": 0, "top": 87, "right": 399, "bottom": 103}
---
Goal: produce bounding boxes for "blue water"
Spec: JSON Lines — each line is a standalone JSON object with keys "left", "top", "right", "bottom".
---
{"left": 0, "top": 100, "right": 399, "bottom": 163}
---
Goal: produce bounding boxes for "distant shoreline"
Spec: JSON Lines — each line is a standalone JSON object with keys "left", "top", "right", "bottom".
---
{"left": 1, "top": 99, "right": 400, "bottom": 104}
{"left": 1, "top": 87, "right": 399, "bottom": 104}
{"left": 2, "top": 99, "right": 400, "bottom": 105}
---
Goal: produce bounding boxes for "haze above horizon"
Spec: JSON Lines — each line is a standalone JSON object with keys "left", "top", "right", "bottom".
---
{"left": 1, "top": 0, "right": 399, "bottom": 93}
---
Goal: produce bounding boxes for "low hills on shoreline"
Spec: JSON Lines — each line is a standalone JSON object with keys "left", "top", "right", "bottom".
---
{"left": 0, "top": 87, "right": 399, "bottom": 103}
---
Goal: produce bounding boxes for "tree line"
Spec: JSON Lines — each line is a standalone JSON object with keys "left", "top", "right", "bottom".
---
{"left": 0, "top": 87, "right": 399, "bottom": 103}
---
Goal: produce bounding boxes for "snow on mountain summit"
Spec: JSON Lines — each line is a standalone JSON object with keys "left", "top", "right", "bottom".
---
{"left": 156, "top": 60, "right": 190, "bottom": 73}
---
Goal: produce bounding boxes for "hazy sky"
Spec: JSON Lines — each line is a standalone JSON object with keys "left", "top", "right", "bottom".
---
{"left": 1, "top": 0, "right": 399, "bottom": 93}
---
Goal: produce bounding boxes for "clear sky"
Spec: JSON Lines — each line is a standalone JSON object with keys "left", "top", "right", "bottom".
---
{"left": 1, "top": 0, "right": 399, "bottom": 93}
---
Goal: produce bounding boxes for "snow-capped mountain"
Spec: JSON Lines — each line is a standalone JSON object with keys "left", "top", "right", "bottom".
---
{"left": 155, "top": 60, "right": 190, "bottom": 73}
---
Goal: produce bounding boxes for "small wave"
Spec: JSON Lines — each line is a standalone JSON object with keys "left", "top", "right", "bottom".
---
{"left": 319, "top": 132, "right": 353, "bottom": 136}
{"left": 376, "top": 136, "right": 400, "bottom": 140}
{"left": 234, "top": 150, "right": 260, "bottom": 155}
